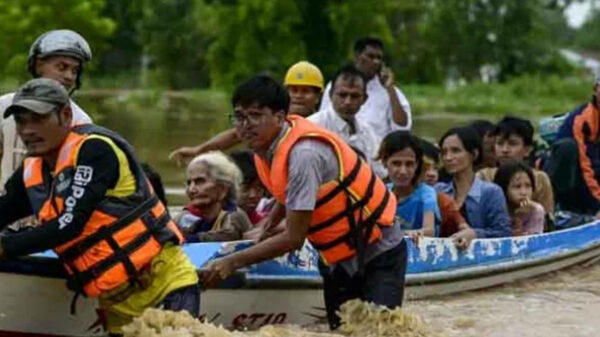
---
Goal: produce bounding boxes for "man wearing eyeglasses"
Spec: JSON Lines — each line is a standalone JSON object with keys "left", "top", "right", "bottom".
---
{"left": 201, "top": 75, "right": 407, "bottom": 330}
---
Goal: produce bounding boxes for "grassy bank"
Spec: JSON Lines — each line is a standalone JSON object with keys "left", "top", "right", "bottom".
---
{"left": 403, "top": 75, "right": 591, "bottom": 116}
{"left": 69, "top": 74, "right": 594, "bottom": 118}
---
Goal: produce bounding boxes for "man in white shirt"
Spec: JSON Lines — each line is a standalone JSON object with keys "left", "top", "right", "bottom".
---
{"left": 309, "top": 65, "right": 387, "bottom": 178}
{"left": 0, "top": 30, "right": 93, "bottom": 185}
{"left": 320, "top": 37, "right": 412, "bottom": 141}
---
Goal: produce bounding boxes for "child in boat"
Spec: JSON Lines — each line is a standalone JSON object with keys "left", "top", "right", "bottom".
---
{"left": 175, "top": 151, "right": 252, "bottom": 242}
{"left": 418, "top": 138, "right": 440, "bottom": 186}
{"left": 229, "top": 150, "right": 268, "bottom": 225}
{"left": 494, "top": 161, "right": 545, "bottom": 236}
{"left": 378, "top": 131, "right": 438, "bottom": 237}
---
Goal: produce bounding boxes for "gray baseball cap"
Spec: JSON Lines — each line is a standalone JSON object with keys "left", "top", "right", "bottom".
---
{"left": 4, "top": 78, "right": 69, "bottom": 118}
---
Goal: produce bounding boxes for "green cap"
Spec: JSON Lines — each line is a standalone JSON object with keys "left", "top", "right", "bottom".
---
{"left": 4, "top": 78, "right": 69, "bottom": 118}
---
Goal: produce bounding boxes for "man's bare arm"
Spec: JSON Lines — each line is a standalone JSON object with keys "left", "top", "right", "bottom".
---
{"left": 169, "top": 128, "right": 240, "bottom": 165}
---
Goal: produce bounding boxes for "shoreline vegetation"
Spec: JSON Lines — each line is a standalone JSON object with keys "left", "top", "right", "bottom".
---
{"left": 49, "top": 74, "right": 593, "bottom": 118}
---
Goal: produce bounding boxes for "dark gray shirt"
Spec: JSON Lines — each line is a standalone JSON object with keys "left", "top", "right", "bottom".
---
{"left": 265, "top": 122, "right": 403, "bottom": 276}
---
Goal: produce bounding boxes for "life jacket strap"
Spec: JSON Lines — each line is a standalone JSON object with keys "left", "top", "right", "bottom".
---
{"left": 60, "top": 195, "right": 159, "bottom": 262}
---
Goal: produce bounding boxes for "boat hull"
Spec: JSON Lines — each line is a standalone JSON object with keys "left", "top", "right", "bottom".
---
{"left": 2, "top": 219, "right": 600, "bottom": 336}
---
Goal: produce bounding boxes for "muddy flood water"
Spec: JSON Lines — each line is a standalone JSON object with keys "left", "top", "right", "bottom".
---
{"left": 124, "top": 261, "right": 600, "bottom": 337}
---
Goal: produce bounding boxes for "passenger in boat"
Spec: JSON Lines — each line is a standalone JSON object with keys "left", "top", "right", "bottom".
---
{"left": 320, "top": 37, "right": 412, "bottom": 139}
{"left": 229, "top": 150, "right": 268, "bottom": 225}
{"left": 175, "top": 151, "right": 252, "bottom": 242}
{"left": 418, "top": 138, "right": 440, "bottom": 186}
{"left": 0, "top": 30, "right": 93, "bottom": 186}
{"left": 469, "top": 119, "right": 497, "bottom": 169}
{"left": 201, "top": 75, "right": 406, "bottom": 330}
{"left": 169, "top": 60, "right": 324, "bottom": 165}
{"left": 308, "top": 65, "right": 386, "bottom": 177}
{"left": 418, "top": 139, "right": 475, "bottom": 247}
{"left": 378, "top": 131, "right": 437, "bottom": 237}
{"left": 546, "top": 75, "right": 600, "bottom": 215}
{"left": 435, "top": 126, "right": 512, "bottom": 238}
{"left": 494, "top": 161, "right": 545, "bottom": 236}
{"left": 476, "top": 116, "right": 554, "bottom": 220}
{"left": 0, "top": 79, "right": 199, "bottom": 335}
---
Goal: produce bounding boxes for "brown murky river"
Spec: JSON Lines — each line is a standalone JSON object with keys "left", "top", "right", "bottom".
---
{"left": 72, "top": 91, "right": 594, "bottom": 337}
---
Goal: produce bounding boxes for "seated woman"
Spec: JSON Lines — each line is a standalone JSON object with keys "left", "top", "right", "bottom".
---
{"left": 175, "top": 151, "right": 252, "bottom": 242}
{"left": 378, "top": 131, "right": 437, "bottom": 237}
{"left": 494, "top": 161, "right": 545, "bottom": 236}
{"left": 379, "top": 131, "right": 476, "bottom": 248}
{"left": 435, "top": 126, "right": 511, "bottom": 238}
{"left": 419, "top": 150, "right": 476, "bottom": 248}
{"left": 229, "top": 150, "right": 268, "bottom": 225}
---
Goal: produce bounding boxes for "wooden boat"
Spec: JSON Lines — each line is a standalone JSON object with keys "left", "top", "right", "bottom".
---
{"left": 1, "top": 219, "right": 600, "bottom": 336}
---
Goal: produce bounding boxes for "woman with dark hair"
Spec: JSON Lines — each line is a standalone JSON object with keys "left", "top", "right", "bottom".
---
{"left": 494, "top": 161, "right": 545, "bottom": 236}
{"left": 435, "top": 126, "right": 511, "bottom": 238}
{"left": 379, "top": 131, "right": 437, "bottom": 237}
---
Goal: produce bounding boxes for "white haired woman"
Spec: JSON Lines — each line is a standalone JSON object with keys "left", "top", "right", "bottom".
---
{"left": 175, "top": 151, "right": 252, "bottom": 242}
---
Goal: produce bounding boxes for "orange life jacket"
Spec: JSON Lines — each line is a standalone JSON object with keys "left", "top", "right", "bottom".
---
{"left": 254, "top": 116, "right": 396, "bottom": 265}
{"left": 23, "top": 125, "right": 183, "bottom": 298}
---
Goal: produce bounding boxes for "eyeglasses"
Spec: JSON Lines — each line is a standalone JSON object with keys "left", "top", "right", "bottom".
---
{"left": 228, "top": 111, "right": 267, "bottom": 127}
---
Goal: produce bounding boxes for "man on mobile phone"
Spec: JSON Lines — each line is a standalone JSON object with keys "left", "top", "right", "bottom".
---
{"left": 320, "top": 37, "right": 412, "bottom": 141}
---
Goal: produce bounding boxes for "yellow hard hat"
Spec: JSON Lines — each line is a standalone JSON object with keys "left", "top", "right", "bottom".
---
{"left": 284, "top": 61, "right": 324, "bottom": 92}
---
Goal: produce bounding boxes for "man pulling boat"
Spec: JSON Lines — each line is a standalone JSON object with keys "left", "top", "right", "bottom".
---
{"left": 200, "top": 75, "right": 407, "bottom": 329}
{"left": 0, "top": 78, "right": 199, "bottom": 336}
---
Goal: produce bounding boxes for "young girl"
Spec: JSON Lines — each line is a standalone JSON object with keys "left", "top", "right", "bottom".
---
{"left": 494, "top": 161, "right": 545, "bottom": 236}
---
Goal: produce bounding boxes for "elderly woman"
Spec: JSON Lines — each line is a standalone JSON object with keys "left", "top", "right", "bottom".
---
{"left": 175, "top": 151, "right": 252, "bottom": 242}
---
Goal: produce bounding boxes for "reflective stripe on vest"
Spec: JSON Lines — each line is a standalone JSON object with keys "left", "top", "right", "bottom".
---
{"left": 22, "top": 125, "right": 183, "bottom": 297}
{"left": 254, "top": 116, "right": 396, "bottom": 265}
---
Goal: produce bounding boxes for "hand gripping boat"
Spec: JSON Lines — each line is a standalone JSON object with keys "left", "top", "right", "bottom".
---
{"left": 1, "top": 220, "right": 600, "bottom": 336}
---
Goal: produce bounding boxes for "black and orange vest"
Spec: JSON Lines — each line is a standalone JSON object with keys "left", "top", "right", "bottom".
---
{"left": 22, "top": 124, "right": 183, "bottom": 298}
{"left": 254, "top": 116, "right": 397, "bottom": 265}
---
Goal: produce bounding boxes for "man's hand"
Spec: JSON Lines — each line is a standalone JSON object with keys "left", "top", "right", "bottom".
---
{"left": 200, "top": 257, "right": 236, "bottom": 288}
{"left": 168, "top": 146, "right": 202, "bottom": 167}
{"left": 379, "top": 65, "right": 395, "bottom": 89}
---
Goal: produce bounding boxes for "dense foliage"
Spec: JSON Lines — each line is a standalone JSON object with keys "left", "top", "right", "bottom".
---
{"left": 0, "top": 0, "right": 593, "bottom": 89}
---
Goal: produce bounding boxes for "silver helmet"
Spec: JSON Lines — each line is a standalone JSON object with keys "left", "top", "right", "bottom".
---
{"left": 27, "top": 30, "right": 92, "bottom": 90}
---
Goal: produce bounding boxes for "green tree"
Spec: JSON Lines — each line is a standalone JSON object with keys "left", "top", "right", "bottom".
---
{"left": 0, "top": 0, "right": 115, "bottom": 82}
{"left": 137, "top": 0, "right": 216, "bottom": 89}
{"left": 424, "top": 0, "right": 570, "bottom": 81}
{"left": 575, "top": 8, "right": 600, "bottom": 52}
{"left": 205, "top": 0, "right": 306, "bottom": 90}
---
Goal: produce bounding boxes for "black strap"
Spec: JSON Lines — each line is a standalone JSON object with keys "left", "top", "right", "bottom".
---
{"left": 63, "top": 212, "right": 171, "bottom": 296}
{"left": 69, "top": 230, "right": 154, "bottom": 290}
{"left": 309, "top": 184, "right": 391, "bottom": 258}
{"left": 60, "top": 195, "right": 159, "bottom": 262}
{"left": 70, "top": 291, "right": 80, "bottom": 315}
{"left": 315, "top": 159, "right": 362, "bottom": 208}
{"left": 309, "top": 171, "right": 377, "bottom": 234}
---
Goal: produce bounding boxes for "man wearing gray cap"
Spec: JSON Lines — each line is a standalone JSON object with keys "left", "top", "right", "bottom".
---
{"left": 0, "top": 29, "right": 93, "bottom": 186}
{"left": 0, "top": 78, "right": 199, "bottom": 335}
{"left": 548, "top": 74, "right": 600, "bottom": 214}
